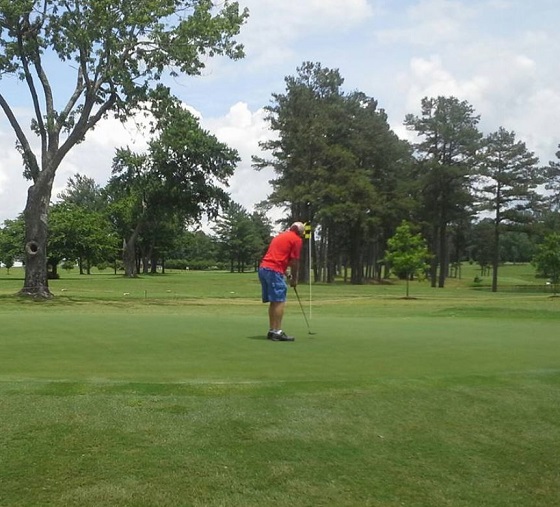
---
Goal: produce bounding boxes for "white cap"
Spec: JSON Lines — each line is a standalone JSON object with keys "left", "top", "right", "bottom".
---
{"left": 290, "top": 222, "right": 305, "bottom": 234}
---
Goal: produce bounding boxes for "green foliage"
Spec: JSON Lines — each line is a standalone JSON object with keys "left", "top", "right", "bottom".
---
{"left": 470, "top": 219, "right": 495, "bottom": 272}
{"left": 532, "top": 233, "right": 560, "bottom": 295}
{"left": 106, "top": 90, "right": 239, "bottom": 276}
{"left": 57, "top": 174, "right": 105, "bottom": 211}
{"left": 61, "top": 259, "right": 75, "bottom": 272}
{"left": 0, "top": 0, "right": 248, "bottom": 296}
{"left": 500, "top": 231, "right": 535, "bottom": 263}
{"left": 255, "top": 62, "right": 412, "bottom": 283}
{"left": 170, "top": 230, "right": 218, "bottom": 264}
{"left": 405, "top": 96, "right": 482, "bottom": 288}
{"left": 213, "top": 202, "right": 271, "bottom": 272}
{"left": 385, "top": 221, "right": 431, "bottom": 297}
{"left": 477, "top": 127, "right": 541, "bottom": 291}
{"left": 0, "top": 216, "right": 25, "bottom": 265}
{"left": 48, "top": 202, "right": 118, "bottom": 273}
{"left": 544, "top": 144, "right": 560, "bottom": 211}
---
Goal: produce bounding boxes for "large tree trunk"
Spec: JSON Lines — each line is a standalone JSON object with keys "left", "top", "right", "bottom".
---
{"left": 19, "top": 174, "right": 55, "bottom": 299}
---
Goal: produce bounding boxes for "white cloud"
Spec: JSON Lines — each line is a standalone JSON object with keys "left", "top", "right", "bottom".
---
{"left": 202, "top": 102, "right": 276, "bottom": 213}
{"left": 0, "top": 102, "right": 276, "bottom": 224}
{"left": 235, "top": 0, "right": 374, "bottom": 69}
{"left": 0, "top": 129, "right": 27, "bottom": 221}
{"left": 377, "top": 0, "right": 476, "bottom": 46}
{"left": 2, "top": 0, "right": 560, "bottom": 225}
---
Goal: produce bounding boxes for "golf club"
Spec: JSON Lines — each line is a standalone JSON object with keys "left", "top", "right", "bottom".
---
{"left": 293, "top": 286, "right": 315, "bottom": 335}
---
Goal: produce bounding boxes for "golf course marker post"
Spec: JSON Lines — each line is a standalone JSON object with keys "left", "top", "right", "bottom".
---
{"left": 304, "top": 222, "right": 312, "bottom": 319}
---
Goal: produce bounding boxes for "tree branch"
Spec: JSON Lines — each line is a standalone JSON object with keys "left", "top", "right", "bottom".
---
{"left": 0, "top": 92, "right": 40, "bottom": 180}
{"left": 17, "top": 24, "right": 47, "bottom": 156}
{"left": 54, "top": 93, "right": 117, "bottom": 168}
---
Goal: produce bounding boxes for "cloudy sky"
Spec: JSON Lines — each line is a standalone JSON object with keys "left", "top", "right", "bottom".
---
{"left": 1, "top": 0, "right": 559, "bottom": 225}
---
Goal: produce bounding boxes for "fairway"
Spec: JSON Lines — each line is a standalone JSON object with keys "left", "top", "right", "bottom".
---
{"left": 1, "top": 269, "right": 560, "bottom": 506}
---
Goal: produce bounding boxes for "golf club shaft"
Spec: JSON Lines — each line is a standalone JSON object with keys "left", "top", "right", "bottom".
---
{"left": 293, "top": 286, "right": 312, "bottom": 333}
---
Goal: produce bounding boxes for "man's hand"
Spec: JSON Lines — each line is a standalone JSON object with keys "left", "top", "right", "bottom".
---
{"left": 287, "top": 274, "right": 297, "bottom": 288}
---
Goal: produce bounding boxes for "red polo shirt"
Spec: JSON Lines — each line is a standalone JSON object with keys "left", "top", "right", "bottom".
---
{"left": 260, "top": 230, "right": 303, "bottom": 274}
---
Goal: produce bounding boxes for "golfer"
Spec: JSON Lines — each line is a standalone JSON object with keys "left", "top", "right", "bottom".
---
{"left": 259, "top": 221, "right": 305, "bottom": 341}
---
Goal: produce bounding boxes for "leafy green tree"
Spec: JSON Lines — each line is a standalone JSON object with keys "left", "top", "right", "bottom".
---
{"left": 545, "top": 144, "right": 560, "bottom": 211}
{"left": 500, "top": 231, "right": 535, "bottom": 263}
{"left": 249, "top": 211, "right": 273, "bottom": 268}
{"left": 2, "top": 255, "right": 14, "bottom": 273}
{"left": 469, "top": 219, "right": 494, "bottom": 277}
{"left": 57, "top": 174, "right": 105, "bottom": 212}
{"left": 385, "top": 221, "right": 431, "bottom": 298}
{"left": 171, "top": 230, "right": 219, "bottom": 269}
{"left": 107, "top": 91, "right": 239, "bottom": 277}
{"left": 404, "top": 96, "right": 482, "bottom": 288}
{"left": 48, "top": 202, "right": 117, "bottom": 276}
{"left": 255, "top": 62, "right": 412, "bottom": 284}
{"left": 53, "top": 174, "right": 119, "bottom": 274}
{"left": 532, "top": 233, "right": 560, "bottom": 296}
{"left": 478, "top": 127, "right": 541, "bottom": 292}
{"left": 137, "top": 215, "right": 186, "bottom": 274}
{"left": 213, "top": 202, "right": 267, "bottom": 272}
{"left": 0, "top": 0, "right": 248, "bottom": 298}
{"left": 0, "top": 216, "right": 25, "bottom": 273}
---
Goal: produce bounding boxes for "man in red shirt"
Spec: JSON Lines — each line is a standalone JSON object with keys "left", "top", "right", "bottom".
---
{"left": 259, "top": 222, "right": 305, "bottom": 341}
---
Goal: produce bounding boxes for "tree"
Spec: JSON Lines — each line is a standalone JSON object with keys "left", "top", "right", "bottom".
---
{"left": 213, "top": 202, "right": 268, "bottom": 272}
{"left": 249, "top": 211, "right": 273, "bottom": 269}
{"left": 137, "top": 214, "right": 186, "bottom": 274}
{"left": 106, "top": 91, "right": 239, "bottom": 277}
{"left": 53, "top": 174, "right": 119, "bottom": 274}
{"left": 478, "top": 127, "right": 540, "bottom": 292}
{"left": 48, "top": 202, "right": 117, "bottom": 275}
{"left": 545, "top": 144, "right": 560, "bottom": 211}
{"left": 500, "top": 231, "right": 535, "bottom": 263}
{"left": 0, "top": 216, "right": 25, "bottom": 273}
{"left": 385, "top": 221, "right": 431, "bottom": 298}
{"left": 404, "top": 96, "right": 482, "bottom": 288}
{"left": 470, "top": 219, "right": 494, "bottom": 277}
{"left": 532, "top": 233, "right": 560, "bottom": 296}
{"left": 255, "top": 62, "right": 412, "bottom": 284}
{"left": 171, "top": 230, "right": 219, "bottom": 269}
{"left": 57, "top": 174, "right": 105, "bottom": 212}
{"left": 0, "top": 0, "right": 248, "bottom": 298}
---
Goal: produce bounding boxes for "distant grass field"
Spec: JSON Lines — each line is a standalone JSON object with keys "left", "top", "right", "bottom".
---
{"left": 1, "top": 265, "right": 559, "bottom": 506}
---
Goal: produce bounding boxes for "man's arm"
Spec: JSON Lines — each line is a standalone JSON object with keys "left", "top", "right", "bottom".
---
{"left": 288, "top": 258, "right": 299, "bottom": 287}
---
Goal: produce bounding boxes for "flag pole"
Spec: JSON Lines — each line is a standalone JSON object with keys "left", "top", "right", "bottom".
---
{"left": 304, "top": 223, "right": 312, "bottom": 319}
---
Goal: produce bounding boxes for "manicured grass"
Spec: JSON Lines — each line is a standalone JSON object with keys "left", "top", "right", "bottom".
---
{"left": 1, "top": 266, "right": 559, "bottom": 506}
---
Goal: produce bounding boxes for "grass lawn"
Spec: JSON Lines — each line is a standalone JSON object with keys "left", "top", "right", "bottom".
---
{"left": 1, "top": 266, "right": 559, "bottom": 506}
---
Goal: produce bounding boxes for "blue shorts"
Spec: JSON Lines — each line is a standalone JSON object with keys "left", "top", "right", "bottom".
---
{"left": 259, "top": 267, "right": 287, "bottom": 303}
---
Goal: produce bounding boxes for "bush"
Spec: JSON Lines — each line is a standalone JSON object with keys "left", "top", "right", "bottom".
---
{"left": 61, "top": 260, "right": 75, "bottom": 272}
{"left": 165, "top": 259, "right": 189, "bottom": 270}
{"left": 165, "top": 259, "right": 223, "bottom": 271}
{"left": 187, "top": 260, "right": 216, "bottom": 271}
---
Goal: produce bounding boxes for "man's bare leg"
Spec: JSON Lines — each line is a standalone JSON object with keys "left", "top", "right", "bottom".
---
{"left": 269, "top": 301, "right": 285, "bottom": 331}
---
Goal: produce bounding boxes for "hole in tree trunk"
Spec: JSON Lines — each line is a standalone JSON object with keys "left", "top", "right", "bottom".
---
{"left": 26, "top": 241, "right": 39, "bottom": 256}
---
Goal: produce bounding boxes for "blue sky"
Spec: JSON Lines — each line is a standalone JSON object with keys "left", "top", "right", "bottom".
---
{"left": 1, "top": 0, "right": 559, "bottom": 224}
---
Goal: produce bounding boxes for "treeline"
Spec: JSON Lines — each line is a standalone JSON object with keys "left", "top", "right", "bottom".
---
{"left": 3, "top": 61, "right": 560, "bottom": 290}
{"left": 254, "top": 62, "right": 560, "bottom": 291}
{"left": 0, "top": 177, "right": 273, "bottom": 277}
{"left": 1, "top": 91, "right": 274, "bottom": 278}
